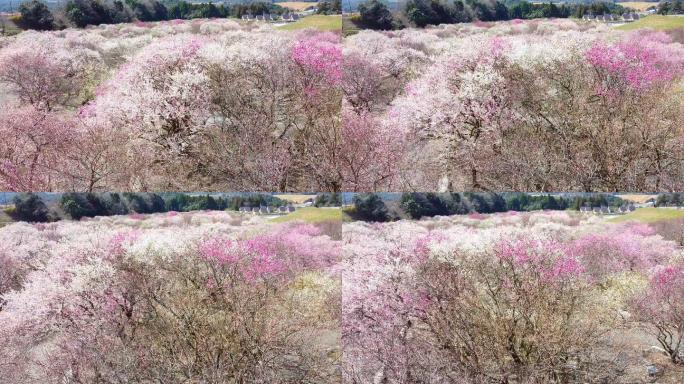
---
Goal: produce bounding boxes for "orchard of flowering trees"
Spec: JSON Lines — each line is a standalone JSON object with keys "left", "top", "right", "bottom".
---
{"left": 342, "top": 211, "right": 684, "bottom": 383}
{"left": 344, "top": 19, "right": 684, "bottom": 191}
{"left": 2, "top": 18, "right": 684, "bottom": 192}
{"left": 1, "top": 206, "right": 683, "bottom": 382}
{"left": 0, "top": 210, "right": 342, "bottom": 382}
{"left": 0, "top": 19, "right": 353, "bottom": 192}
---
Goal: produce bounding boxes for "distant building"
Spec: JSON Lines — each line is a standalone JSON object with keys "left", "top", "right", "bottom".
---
{"left": 585, "top": 12, "right": 641, "bottom": 23}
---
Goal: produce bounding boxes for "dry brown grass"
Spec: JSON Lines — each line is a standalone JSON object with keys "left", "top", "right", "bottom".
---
{"left": 276, "top": 1, "right": 318, "bottom": 11}
{"left": 618, "top": 1, "right": 659, "bottom": 11}
{"left": 273, "top": 194, "right": 316, "bottom": 204}
{"left": 616, "top": 194, "right": 658, "bottom": 204}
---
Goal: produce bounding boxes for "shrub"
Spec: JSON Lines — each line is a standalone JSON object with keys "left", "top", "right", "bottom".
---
{"left": 11, "top": 193, "right": 49, "bottom": 222}
{"left": 342, "top": 213, "right": 661, "bottom": 382}
{"left": 400, "top": 192, "right": 469, "bottom": 219}
{"left": 353, "top": 193, "right": 389, "bottom": 222}
{"left": 128, "top": 0, "right": 168, "bottom": 21}
{"left": 358, "top": 0, "right": 394, "bottom": 30}
{"left": 315, "top": 193, "right": 342, "bottom": 207}
{"left": 18, "top": 0, "right": 55, "bottom": 30}
{"left": 64, "top": 0, "right": 134, "bottom": 27}
{"left": 60, "top": 192, "right": 108, "bottom": 219}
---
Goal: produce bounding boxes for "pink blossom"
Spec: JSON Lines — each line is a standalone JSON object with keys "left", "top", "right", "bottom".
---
{"left": 291, "top": 32, "right": 342, "bottom": 85}
{"left": 198, "top": 223, "right": 336, "bottom": 283}
{"left": 489, "top": 36, "right": 508, "bottom": 57}
{"left": 340, "top": 111, "right": 406, "bottom": 191}
{"left": 651, "top": 264, "right": 683, "bottom": 294}
{"left": 198, "top": 237, "right": 239, "bottom": 265}
{"left": 0, "top": 106, "right": 77, "bottom": 191}
{"left": 242, "top": 251, "right": 286, "bottom": 282}
{"left": 496, "top": 237, "right": 583, "bottom": 281}
{"left": 468, "top": 212, "right": 486, "bottom": 220}
{"left": 108, "top": 230, "right": 141, "bottom": 257}
{"left": 586, "top": 32, "right": 684, "bottom": 91}
{"left": 569, "top": 223, "right": 674, "bottom": 278}
{"left": 545, "top": 253, "right": 584, "bottom": 280}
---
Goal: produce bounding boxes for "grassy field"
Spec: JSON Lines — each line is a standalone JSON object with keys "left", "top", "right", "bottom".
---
{"left": 609, "top": 207, "right": 684, "bottom": 223}
{"left": 278, "top": 14, "right": 342, "bottom": 31}
{"left": 616, "top": 15, "right": 684, "bottom": 31}
{"left": 0, "top": 210, "right": 14, "bottom": 228}
{"left": 276, "top": 1, "right": 318, "bottom": 11}
{"left": 271, "top": 207, "right": 346, "bottom": 223}
{"left": 0, "top": 14, "right": 21, "bottom": 36}
{"left": 618, "top": 1, "right": 659, "bottom": 11}
{"left": 342, "top": 15, "right": 361, "bottom": 36}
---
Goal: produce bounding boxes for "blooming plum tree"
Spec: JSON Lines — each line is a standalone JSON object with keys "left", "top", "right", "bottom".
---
{"left": 342, "top": 212, "right": 681, "bottom": 382}
{"left": 0, "top": 214, "right": 342, "bottom": 383}
{"left": 364, "top": 22, "right": 684, "bottom": 191}
{"left": 0, "top": 32, "right": 102, "bottom": 110}
{"left": 630, "top": 263, "right": 684, "bottom": 365}
{"left": 0, "top": 106, "right": 76, "bottom": 191}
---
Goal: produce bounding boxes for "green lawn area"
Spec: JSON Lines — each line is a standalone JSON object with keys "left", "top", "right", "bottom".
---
{"left": 278, "top": 15, "right": 342, "bottom": 31}
{"left": 616, "top": 15, "right": 684, "bottom": 31}
{"left": 342, "top": 15, "right": 361, "bottom": 36}
{"left": 0, "top": 18, "right": 21, "bottom": 36}
{"left": 271, "top": 207, "right": 347, "bottom": 223}
{"left": 608, "top": 207, "right": 684, "bottom": 223}
{"left": 0, "top": 210, "right": 14, "bottom": 228}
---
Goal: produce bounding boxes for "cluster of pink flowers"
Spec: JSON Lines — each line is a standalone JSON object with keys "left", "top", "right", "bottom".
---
{"left": 0, "top": 106, "right": 76, "bottom": 191}
{"left": 412, "top": 232, "right": 446, "bottom": 261}
{"left": 586, "top": 32, "right": 684, "bottom": 91}
{"left": 496, "top": 237, "right": 585, "bottom": 281}
{"left": 651, "top": 264, "right": 684, "bottom": 295}
{"left": 199, "top": 236, "right": 285, "bottom": 282}
{"left": 569, "top": 222, "right": 674, "bottom": 278}
{"left": 198, "top": 237, "right": 240, "bottom": 264}
{"left": 291, "top": 32, "right": 342, "bottom": 85}
{"left": 107, "top": 229, "right": 142, "bottom": 257}
{"left": 199, "top": 223, "right": 338, "bottom": 283}
{"left": 240, "top": 241, "right": 287, "bottom": 282}
{"left": 489, "top": 36, "right": 509, "bottom": 57}
{"left": 629, "top": 260, "right": 684, "bottom": 363}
